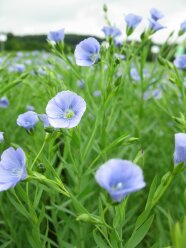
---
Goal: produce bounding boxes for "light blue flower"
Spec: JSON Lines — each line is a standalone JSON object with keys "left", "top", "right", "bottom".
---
{"left": 46, "top": 91, "right": 86, "bottom": 128}
{"left": 16, "top": 51, "right": 23, "bottom": 58}
{"left": 48, "top": 29, "right": 65, "bottom": 42}
{"left": 152, "top": 89, "right": 162, "bottom": 99}
{"left": 0, "top": 58, "right": 3, "bottom": 65}
{"left": 102, "top": 26, "right": 121, "bottom": 38}
{"left": 130, "top": 67, "right": 140, "bottom": 82}
{"left": 143, "top": 68, "right": 150, "bottom": 78}
{"left": 38, "top": 68, "right": 46, "bottom": 75}
{"left": 125, "top": 14, "right": 142, "bottom": 29}
{"left": 25, "top": 59, "right": 32, "bottom": 65}
{"left": 93, "top": 90, "right": 101, "bottom": 97}
{"left": 180, "top": 20, "right": 186, "bottom": 33}
{"left": 17, "top": 111, "right": 39, "bottom": 130}
{"left": 95, "top": 159, "right": 145, "bottom": 202}
{"left": 143, "top": 91, "right": 150, "bottom": 100}
{"left": 174, "top": 133, "right": 186, "bottom": 164}
{"left": 149, "top": 18, "right": 165, "bottom": 32}
{"left": 32, "top": 50, "right": 39, "bottom": 56}
{"left": 14, "top": 64, "right": 25, "bottom": 73}
{"left": 114, "top": 37, "right": 124, "bottom": 47}
{"left": 0, "top": 147, "right": 27, "bottom": 192}
{"left": 0, "top": 132, "right": 4, "bottom": 143}
{"left": 174, "top": 55, "right": 186, "bottom": 69}
{"left": 77, "top": 80, "right": 84, "bottom": 89}
{"left": 0, "top": 96, "right": 9, "bottom": 108}
{"left": 26, "top": 105, "right": 35, "bottom": 111}
{"left": 150, "top": 8, "right": 164, "bottom": 21}
{"left": 74, "top": 37, "right": 100, "bottom": 66}
{"left": 114, "top": 53, "right": 126, "bottom": 60}
{"left": 38, "top": 114, "right": 51, "bottom": 128}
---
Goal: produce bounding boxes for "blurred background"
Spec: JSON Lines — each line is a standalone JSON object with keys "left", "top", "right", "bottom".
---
{"left": 0, "top": 0, "right": 186, "bottom": 50}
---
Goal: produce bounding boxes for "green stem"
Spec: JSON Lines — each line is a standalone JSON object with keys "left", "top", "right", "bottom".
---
{"left": 151, "top": 173, "right": 174, "bottom": 208}
{"left": 29, "top": 173, "right": 70, "bottom": 197}
{"left": 30, "top": 133, "right": 49, "bottom": 170}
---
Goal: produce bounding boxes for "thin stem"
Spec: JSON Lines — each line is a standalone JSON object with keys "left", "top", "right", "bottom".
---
{"left": 30, "top": 133, "right": 49, "bottom": 170}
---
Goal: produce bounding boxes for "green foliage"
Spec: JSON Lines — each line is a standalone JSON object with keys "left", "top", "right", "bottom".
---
{"left": 0, "top": 7, "right": 186, "bottom": 248}
{"left": 4, "top": 33, "right": 103, "bottom": 52}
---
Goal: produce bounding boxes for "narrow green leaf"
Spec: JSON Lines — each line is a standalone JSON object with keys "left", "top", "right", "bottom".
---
{"left": 93, "top": 229, "right": 110, "bottom": 248}
{"left": 125, "top": 215, "right": 154, "bottom": 248}
{"left": 145, "top": 175, "right": 158, "bottom": 210}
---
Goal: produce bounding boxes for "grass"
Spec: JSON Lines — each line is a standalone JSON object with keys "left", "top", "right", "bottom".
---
{"left": 0, "top": 32, "right": 186, "bottom": 248}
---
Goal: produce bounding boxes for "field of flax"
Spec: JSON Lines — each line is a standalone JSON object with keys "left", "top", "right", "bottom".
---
{"left": 0, "top": 6, "right": 186, "bottom": 248}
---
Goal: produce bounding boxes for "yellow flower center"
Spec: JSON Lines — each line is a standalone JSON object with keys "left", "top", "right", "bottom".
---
{"left": 64, "top": 109, "right": 75, "bottom": 119}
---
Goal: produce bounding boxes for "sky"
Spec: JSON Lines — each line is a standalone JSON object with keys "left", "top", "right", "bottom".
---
{"left": 0, "top": 0, "right": 186, "bottom": 43}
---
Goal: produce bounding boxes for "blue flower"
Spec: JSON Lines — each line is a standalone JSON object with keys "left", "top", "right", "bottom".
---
{"left": 16, "top": 51, "right": 23, "bottom": 58}
{"left": 143, "top": 91, "right": 150, "bottom": 100}
{"left": 150, "top": 8, "right": 164, "bottom": 21}
{"left": 38, "top": 114, "right": 51, "bottom": 128}
{"left": 38, "top": 68, "right": 46, "bottom": 75}
{"left": 93, "top": 90, "right": 101, "bottom": 97}
{"left": 46, "top": 91, "right": 86, "bottom": 128}
{"left": 95, "top": 159, "right": 145, "bottom": 202}
{"left": 130, "top": 67, "right": 140, "bottom": 82}
{"left": 114, "top": 53, "right": 126, "bottom": 60}
{"left": 125, "top": 14, "right": 142, "bottom": 29}
{"left": 74, "top": 37, "right": 100, "bottom": 66}
{"left": 0, "top": 132, "right": 4, "bottom": 143}
{"left": 25, "top": 59, "right": 32, "bottom": 65}
{"left": 17, "top": 111, "right": 39, "bottom": 130}
{"left": 174, "top": 55, "right": 186, "bottom": 69}
{"left": 149, "top": 18, "right": 165, "bottom": 32}
{"left": 0, "top": 147, "right": 27, "bottom": 192}
{"left": 77, "top": 80, "right": 85, "bottom": 89}
{"left": 114, "top": 37, "right": 124, "bottom": 47}
{"left": 102, "top": 26, "right": 121, "bottom": 38}
{"left": 14, "top": 64, "right": 25, "bottom": 73}
{"left": 47, "top": 29, "right": 65, "bottom": 42}
{"left": 0, "top": 58, "right": 3, "bottom": 65}
{"left": 0, "top": 96, "right": 9, "bottom": 108}
{"left": 26, "top": 105, "right": 35, "bottom": 111}
{"left": 152, "top": 89, "right": 162, "bottom": 99}
{"left": 32, "top": 50, "right": 39, "bottom": 56}
{"left": 174, "top": 133, "right": 186, "bottom": 164}
{"left": 180, "top": 20, "right": 186, "bottom": 33}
